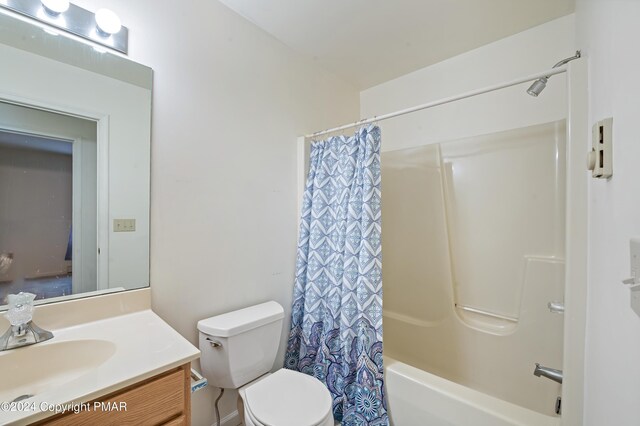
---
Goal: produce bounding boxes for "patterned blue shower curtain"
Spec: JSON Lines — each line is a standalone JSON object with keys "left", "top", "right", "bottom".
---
{"left": 285, "top": 125, "right": 388, "bottom": 426}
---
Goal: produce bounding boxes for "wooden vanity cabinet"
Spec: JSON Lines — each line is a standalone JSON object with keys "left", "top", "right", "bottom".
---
{"left": 35, "top": 363, "right": 191, "bottom": 426}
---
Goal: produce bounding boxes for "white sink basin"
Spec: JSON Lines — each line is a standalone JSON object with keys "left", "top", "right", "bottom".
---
{"left": 0, "top": 339, "right": 116, "bottom": 403}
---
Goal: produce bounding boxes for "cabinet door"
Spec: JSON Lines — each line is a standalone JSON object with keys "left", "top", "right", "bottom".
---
{"left": 162, "top": 414, "right": 188, "bottom": 426}
{"left": 40, "top": 365, "right": 190, "bottom": 426}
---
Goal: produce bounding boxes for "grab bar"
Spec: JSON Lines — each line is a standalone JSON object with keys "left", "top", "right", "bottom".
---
{"left": 454, "top": 304, "right": 518, "bottom": 322}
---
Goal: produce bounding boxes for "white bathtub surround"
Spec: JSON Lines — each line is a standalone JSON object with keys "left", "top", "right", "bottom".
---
{"left": 439, "top": 122, "right": 566, "bottom": 323}
{"left": 381, "top": 122, "right": 565, "bottom": 416}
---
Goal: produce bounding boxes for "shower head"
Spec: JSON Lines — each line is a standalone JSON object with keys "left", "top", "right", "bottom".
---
{"left": 527, "top": 78, "right": 548, "bottom": 97}
{"left": 526, "top": 50, "right": 581, "bottom": 97}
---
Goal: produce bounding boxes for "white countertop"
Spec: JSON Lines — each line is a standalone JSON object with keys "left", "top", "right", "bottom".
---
{"left": 0, "top": 310, "right": 200, "bottom": 425}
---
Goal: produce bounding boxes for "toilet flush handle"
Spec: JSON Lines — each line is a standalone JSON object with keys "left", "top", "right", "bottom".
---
{"left": 206, "top": 337, "right": 222, "bottom": 348}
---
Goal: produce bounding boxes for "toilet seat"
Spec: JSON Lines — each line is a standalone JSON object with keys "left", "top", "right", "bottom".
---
{"left": 241, "top": 369, "right": 333, "bottom": 426}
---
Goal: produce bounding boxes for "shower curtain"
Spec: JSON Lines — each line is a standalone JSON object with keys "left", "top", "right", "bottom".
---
{"left": 285, "top": 125, "right": 387, "bottom": 426}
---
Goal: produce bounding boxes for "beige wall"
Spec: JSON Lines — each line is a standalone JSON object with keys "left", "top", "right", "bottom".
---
{"left": 575, "top": 1, "right": 640, "bottom": 425}
{"left": 0, "top": 146, "right": 71, "bottom": 289}
{"left": 360, "top": 15, "right": 575, "bottom": 152}
{"left": 0, "top": 102, "right": 99, "bottom": 298}
{"left": 0, "top": 102, "right": 98, "bottom": 297}
{"left": 72, "top": 1, "right": 359, "bottom": 424}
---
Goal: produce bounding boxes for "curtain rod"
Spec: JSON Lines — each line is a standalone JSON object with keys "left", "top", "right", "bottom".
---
{"left": 304, "top": 65, "right": 568, "bottom": 139}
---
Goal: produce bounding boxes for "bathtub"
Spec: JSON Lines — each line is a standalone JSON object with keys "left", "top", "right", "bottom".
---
{"left": 385, "top": 357, "right": 560, "bottom": 426}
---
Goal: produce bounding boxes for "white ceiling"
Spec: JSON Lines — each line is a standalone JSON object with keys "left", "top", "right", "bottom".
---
{"left": 219, "top": 0, "right": 575, "bottom": 89}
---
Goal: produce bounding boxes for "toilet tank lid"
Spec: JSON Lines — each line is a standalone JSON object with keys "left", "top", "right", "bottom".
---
{"left": 197, "top": 301, "right": 284, "bottom": 337}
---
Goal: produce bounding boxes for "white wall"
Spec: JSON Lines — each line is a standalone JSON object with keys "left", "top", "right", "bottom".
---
{"left": 575, "top": 1, "right": 640, "bottom": 425}
{"left": 361, "top": 15, "right": 575, "bottom": 152}
{"left": 72, "top": 1, "right": 360, "bottom": 424}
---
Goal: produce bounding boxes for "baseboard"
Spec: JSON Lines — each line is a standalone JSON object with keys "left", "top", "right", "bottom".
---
{"left": 212, "top": 409, "right": 241, "bottom": 426}
{"left": 213, "top": 409, "right": 339, "bottom": 426}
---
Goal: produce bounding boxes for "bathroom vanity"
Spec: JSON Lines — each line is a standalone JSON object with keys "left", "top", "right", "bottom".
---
{"left": 0, "top": 289, "right": 200, "bottom": 425}
{"left": 35, "top": 365, "right": 191, "bottom": 425}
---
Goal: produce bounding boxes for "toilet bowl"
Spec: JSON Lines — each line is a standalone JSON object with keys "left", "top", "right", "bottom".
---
{"left": 197, "top": 301, "right": 335, "bottom": 426}
{"left": 238, "top": 369, "right": 333, "bottom": 426}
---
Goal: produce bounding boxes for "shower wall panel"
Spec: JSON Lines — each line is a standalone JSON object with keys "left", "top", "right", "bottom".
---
{"left": 382, "top": 144, "right": 452, "bottom": 326}
{"left": 441, "top": 121, "right": 566, "bottom": 320}
{"left": 381, "top": 120, "right": 566, "bottom": 416}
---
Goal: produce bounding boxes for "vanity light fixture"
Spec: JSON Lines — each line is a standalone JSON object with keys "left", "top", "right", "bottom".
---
{"left": 40, "top": 0, "right": 69, "bottom": 15}
{"left": 43, "top": 27, "right": 60, "bottom": 36}
{"left": 0, "top": 0, "right": 129, "bottom": 54}
{"left": 95, "top": 8, "right": 121, "bottom": 37}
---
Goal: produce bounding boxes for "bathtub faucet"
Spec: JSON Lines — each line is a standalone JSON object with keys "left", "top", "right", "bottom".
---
{"left": 533, "top": 363, "right": 563, "bottom": 384}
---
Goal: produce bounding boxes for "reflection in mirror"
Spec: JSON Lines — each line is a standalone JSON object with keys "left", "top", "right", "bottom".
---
{"left": 0, "top": 10, "right": 152, "bottom": 310}
{"left": 0, "top": 101, "right": 98, "bottom": 304}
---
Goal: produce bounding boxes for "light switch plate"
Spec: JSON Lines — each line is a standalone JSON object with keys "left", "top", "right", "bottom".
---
{"left": 113, "top": 219, "right": 136, "bottom": 232}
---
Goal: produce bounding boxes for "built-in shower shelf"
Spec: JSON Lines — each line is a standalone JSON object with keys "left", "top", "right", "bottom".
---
{"left": 454, "top": 304, "right": 519, "bottom": 335}
{"left": 455, "top": 304, "right": 518, "bottom": 322}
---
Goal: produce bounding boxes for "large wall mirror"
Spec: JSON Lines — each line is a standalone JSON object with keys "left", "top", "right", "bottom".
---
{"left": 0, "top": 12, "right": 152, "bottom": 309}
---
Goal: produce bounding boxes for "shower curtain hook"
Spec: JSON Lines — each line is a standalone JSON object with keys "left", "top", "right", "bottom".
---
{"left": 357, "top": 117, "right": 369, "bottom": 133}
{"left": 312, "top": 127, "right": 328, "bottom": 142}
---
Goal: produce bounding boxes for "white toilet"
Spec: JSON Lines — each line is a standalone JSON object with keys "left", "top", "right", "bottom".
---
{"left": 198, "top": 301, "right": 334, "bottom": 426}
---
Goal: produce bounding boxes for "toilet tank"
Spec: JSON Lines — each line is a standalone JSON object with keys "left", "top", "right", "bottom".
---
{"left": 197, "top": 301, "right": 285, "bottom": 389}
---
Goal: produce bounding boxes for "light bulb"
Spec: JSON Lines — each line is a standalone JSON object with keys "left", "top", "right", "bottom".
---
{"left": 41, "top": 0, "right": 70, "bottom": 15}
{"left": 95, "top": 8, "right": 122, "bottom": 37}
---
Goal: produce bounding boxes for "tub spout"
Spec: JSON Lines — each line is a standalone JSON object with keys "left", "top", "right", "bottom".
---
{"left": 533, "top": 363, "right": 563, "bottom": 384}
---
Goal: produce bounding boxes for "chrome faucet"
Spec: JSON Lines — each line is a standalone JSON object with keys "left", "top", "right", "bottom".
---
{"left": 533, "top": 363, "right": 563, "bottom": 384}
{"left": 0, "top": 292, "right": 53, "bottom": 351}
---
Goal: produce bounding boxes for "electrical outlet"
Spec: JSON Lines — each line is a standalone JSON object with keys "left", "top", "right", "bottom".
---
{"left": 113, "top": 219, "right": 136, "bottom": 232}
